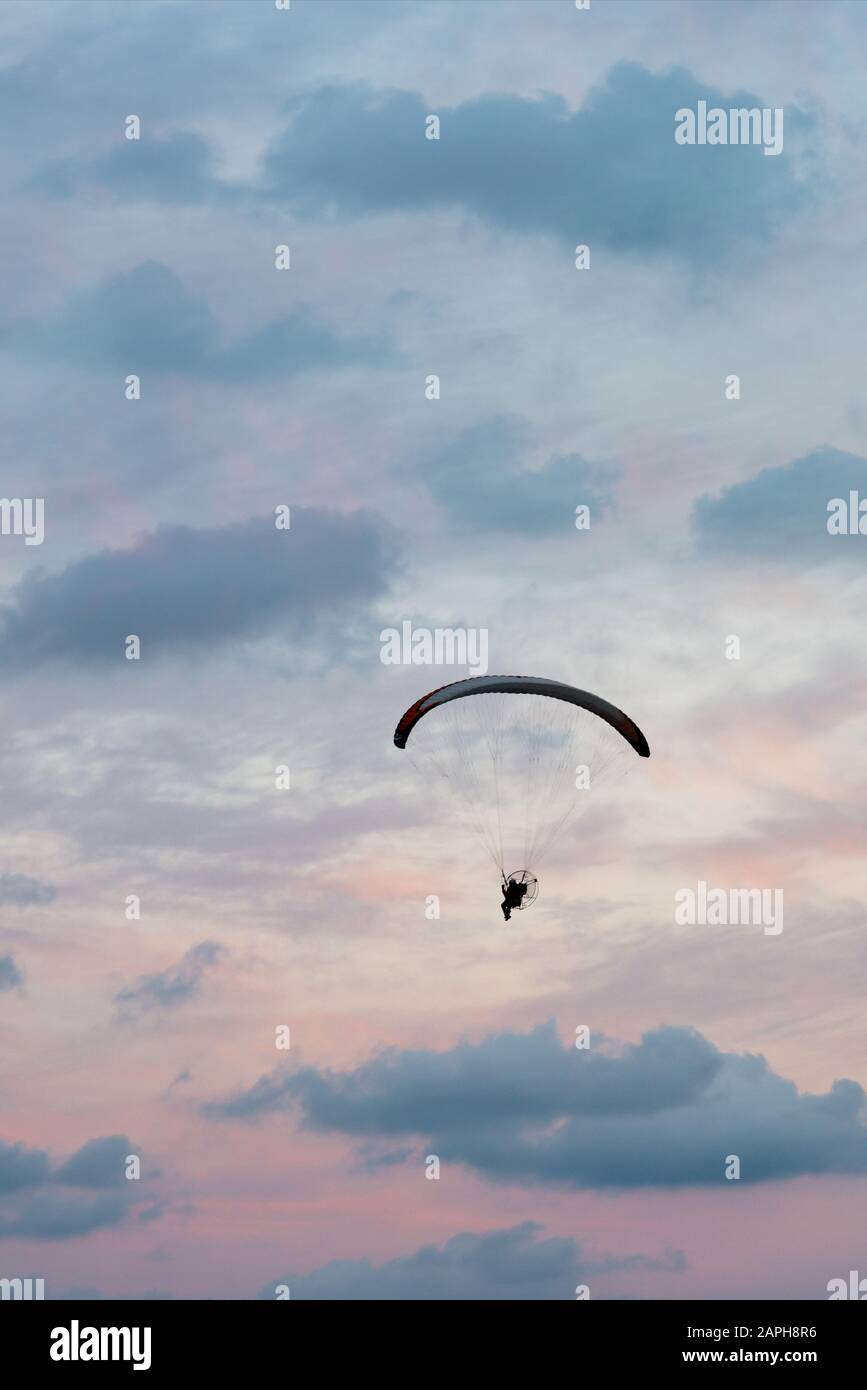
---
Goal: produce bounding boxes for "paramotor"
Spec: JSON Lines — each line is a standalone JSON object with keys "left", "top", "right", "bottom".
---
{"left": 394, "top": 674, "right": 649, "bottom": 915}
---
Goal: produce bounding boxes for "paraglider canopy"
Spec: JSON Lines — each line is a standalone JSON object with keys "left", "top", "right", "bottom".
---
{"left": 394, "top": 675, "right": 649, "bottom": 756}
{"left": 394, "top": 675, "right": 649, "bottom": 881}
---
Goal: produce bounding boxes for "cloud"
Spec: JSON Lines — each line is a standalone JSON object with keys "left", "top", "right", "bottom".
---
{"left": 0, "top": 1140, "right": 51, "bottom": 1195}
{"left": 49, "top": 1286, "right": 177, "bottom": 1301}
{"left": 0, "top": 872, "right": 57, "bottom": 906}
{"left": 3, "top": 261, "right": 392, "bottom": 380}
{"left": 33, "top": 64, "right": 808, "bottom": 269}
{"left": 206, "top": 1022, "right": 867, "bottom": 1189}
{"left": 164, "top": 1067, "right": 193, "bottom": 1099}
{"left": 0, "top": 1191, "right": 131, "bottom": 1240}
{"left": 0, "top": 508, "right": 397, "bottom": 667}
{"left": 54, "top": 1136, "right": 131, "bottom": 1189}
{"left": 411, "top": 415, "right": 617, "bottom": 532}
{"left": 91, "top": 131, "right": 221, "bottom": 205}
{"left": 0, "top": 954, "right": 23, "bottom": 992}
{"left": 0, "top": 1133, "right": 143, "bottom": 1238}
{"left": 693, "top": 447, "right": 867, "bottom": 560}
{"left": 256, "top": 1220, "right": 682, "bottom": 1301}
{"left": 28, "top": 132, "right": 221, "bottom": 203}
{"left": 262, "top": 65, "right": 811, "bottom": 263}
{"left": 114, "top": 942, "right": 224, "bottom": 1022}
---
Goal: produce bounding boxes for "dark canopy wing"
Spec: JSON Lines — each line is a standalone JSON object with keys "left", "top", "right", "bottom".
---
{"left": 393, "top": 675, "right": 650, "bottom": 757}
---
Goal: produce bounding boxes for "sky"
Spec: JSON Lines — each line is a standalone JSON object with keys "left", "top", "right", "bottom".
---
{"left": 1, "top": 0, "right": 866, "bottom": 1301}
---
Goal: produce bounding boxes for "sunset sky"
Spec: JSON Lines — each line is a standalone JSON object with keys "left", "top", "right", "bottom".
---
{"left": 1, "top": 0, "right": 866, "bottom": 1300}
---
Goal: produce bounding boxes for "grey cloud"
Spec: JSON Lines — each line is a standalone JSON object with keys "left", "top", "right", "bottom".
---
{"left": 262, "top": 65, "right": 812, "bottom": 263}
{"left": 0, "top": 507, "right": 397, "bottom": 668}
{"left": 51, "top": 1288, "right": 108, "bottom": 1301}
{"left": 114, "top": 941, "right": 224, "bottom": 1021}
{"left": 54, "top": 1136, "right": 131, "bottom": 1189}
{"left": 208, "top": 1020, "right": 720, "bottom": 1126}
{"left": 164, "top": 1067, "right": 193, "bottom": 1099}
{"left": 136, "top": 1201, "right": 168, "bottom": 1225}
{"left": 91, "top": 131, "right": 220, "bottom": 204}
{"left": 0, "top": 954, "right": 23, "bottom": 992}
{"left": 50, "top": 1287, "right": 177, "bottom": 1301}
{"left": 206, "top": 1022, "right": 867, "bottom": 1189}
{"left": 0, "top": 1140, "right": 51, "bottom": 1194}
{"left": 209, "top": 304, "right": 395, "bottom": 384}
{"left": 0, "top": 1132, "right": 142, "bottom": 1239}
{"left": 202, "top": 1065, "right": 295, "bottom": 1122}
{"left": 256, "top": 1221, "right": 679, "bottom": 1301}
{"left": 3, "top": 0, "right": 408, "bottom": 167}
{"left": 412, "top": 415, "right": 617, "bottom": 532}
{"left": 0, "top": 1190, "right": 130, "bottom": 1240}
{"left": 0, "top": 872, "right": 57, "bottom": 906}
{"left": 27, "top": 63, "right": 810, "bottom": 269}
{"left": 693, "top": 446, "right": 867, "bottom": 560}
{"left": 3, "top": 261, "right": 391, "bottom": 380}
{"left": 27, "top": 132, "right": 219, "bottom": 203}
{"left": 352, "top": 1142, "right": 417, "bottom": 1173}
